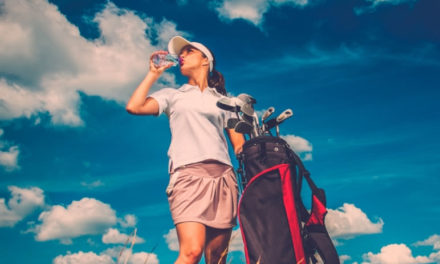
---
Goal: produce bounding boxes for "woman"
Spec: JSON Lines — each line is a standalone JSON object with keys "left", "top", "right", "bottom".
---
{"left": 126, "top": 36, "right": 245, "bottom": 264}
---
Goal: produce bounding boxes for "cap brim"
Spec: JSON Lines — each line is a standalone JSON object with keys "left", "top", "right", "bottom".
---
{"left": 168, "top": 36, "right": 191, "bottom": 55}
{"left": 168, "top": 36, "right": 214, "bottom": 72}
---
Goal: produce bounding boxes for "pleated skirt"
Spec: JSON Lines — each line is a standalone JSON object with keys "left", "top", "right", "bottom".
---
{"left": 166, "top": 160, "right": 239, "bottom": 229}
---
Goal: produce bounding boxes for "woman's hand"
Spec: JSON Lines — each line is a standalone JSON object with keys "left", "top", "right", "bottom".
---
{"left": 149, "top": 51, "right": 175, "bottom": 77}
{"left": 126, "top": 51, "right": 174, "bottom": 115}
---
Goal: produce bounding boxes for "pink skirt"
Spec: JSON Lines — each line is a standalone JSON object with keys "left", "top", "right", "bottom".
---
{"left": 166, "top": 160, "right": 239, "bottom": 229}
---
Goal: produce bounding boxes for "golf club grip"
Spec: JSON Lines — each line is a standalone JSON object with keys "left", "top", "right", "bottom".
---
{"left": 262, "top": 107, "right": 275, "bottom": 121}
{"left": 276, "top": 109, "right": 293, "bottom": 122}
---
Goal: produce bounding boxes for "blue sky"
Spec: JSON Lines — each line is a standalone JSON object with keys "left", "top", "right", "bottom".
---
{"left": 0, "top": 0, "right": 439, "bottom": 263}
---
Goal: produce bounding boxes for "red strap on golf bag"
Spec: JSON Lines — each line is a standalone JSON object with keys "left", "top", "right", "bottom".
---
{"left": 239, "top": 163, "right": 305, "bottom": 264}
{"left": 306, "top": 194, "right": 327, "bottom": 226}
{"left": 279, "top": 164, "right": 306, "bottom": 263}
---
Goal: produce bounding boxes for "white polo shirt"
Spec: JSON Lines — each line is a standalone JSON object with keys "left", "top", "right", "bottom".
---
{"left": 149, "top": 84, "right": 233, "bottom": 171}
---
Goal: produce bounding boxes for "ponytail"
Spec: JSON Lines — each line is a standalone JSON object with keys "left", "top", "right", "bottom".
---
{"left": 205, "top": 47, "right": 226, "bottom": 95}
{"left": 208, "top": 69, "right": 226, "bottom": 95}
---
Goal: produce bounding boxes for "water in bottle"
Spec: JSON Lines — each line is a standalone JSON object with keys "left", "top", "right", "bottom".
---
{"left": 152, "top": 52, "right": 179, "bottom": 67}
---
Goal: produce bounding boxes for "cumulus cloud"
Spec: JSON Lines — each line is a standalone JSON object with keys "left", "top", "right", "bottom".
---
{"left": 414, "top": 234, "right": 440, "bottom": 250}
{"left": 53, "top": 251, "right": 114, "bottom": 264}
{"left": 281, "top": 134, "right": 313, "bottom": 161}
{"left": 164, "top": 228, "right": 179, "bottom": 251}
{"left": 212, "top": 0, "right": 311, "bottom": 26}
{"left": 0, "top": 0, "right": 184, "bottom": 126}
{"left": 35, "top": 198, "right": 117, "bottom": 242}
{"left": 119, "top": 214, "right": 137, "bottom": 228}
{"left": 339, "top": 255, "right": 352, "bottom": 264}
{"left": 0, "top": 129, "right": 20, "bottom": 171}
{"left": 0, "top": 145, "right": 20, "bottom": 171}
{"left": 362, "top": 244, "right": 431, "bottom": 264}
{"left": 326, "top": 203, "right": 383, "bottom": 239}
{"left": 102, "top": 228, "right": 145, "bottom": 244}
{"left": 0, "top": 186, "right": 45, "bottom": 227}
{"left": 415, "top": 234, "right": 440, "bottom": 262}
{"left": 102, "top": 247, "right": 159, "bottom": 264}
{"left": 127, "top": 252, "right": 159, "bottom": 264}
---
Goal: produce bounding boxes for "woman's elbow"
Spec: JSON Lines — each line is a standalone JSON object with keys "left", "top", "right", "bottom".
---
{"left": 125, "top": 103, "right": 138, "bottom": 115}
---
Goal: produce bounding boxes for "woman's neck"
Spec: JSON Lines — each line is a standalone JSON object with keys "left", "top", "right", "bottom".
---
{"left": 187, "top": 70, "right": 209, "bottom": 91}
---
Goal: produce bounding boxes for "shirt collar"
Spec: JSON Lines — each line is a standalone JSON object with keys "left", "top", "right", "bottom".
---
{"left": 179, "top": 84, "right": 223, "bottom": 97}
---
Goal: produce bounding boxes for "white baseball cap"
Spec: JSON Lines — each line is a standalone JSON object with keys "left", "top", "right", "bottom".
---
{"left": 167, "top": 36, "right": 214, "bottom": 72}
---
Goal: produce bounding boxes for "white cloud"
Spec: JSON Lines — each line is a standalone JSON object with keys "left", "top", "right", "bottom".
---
{"left": 340, "top": 255, "right": 352, "bottom": 264}
{"left": 281, "top": 134, "right": 313, "bottom": 161}
{"left": 326, "top": 203, "right": 383, "bottom": 239}
{"left": 127, "top": 252, "right": 159, "bottom": 264}
{"left": 0, "top": 0, "right": 184, "bottom": 126}
{"left": 0, "top": 129, "right": 20, "bottom": 171}
{"left": 53, "top": 251, "right": 114, "bottom": 264}
{"left": 212, "top": 0, "right": 311, "bottom": 26}
{"left": 119, "top": 214, "right": 137, "bottom": 228}
{"left": 0, "top": 80, "right": 45, "bottom": 121}
{"left": 214, "top": 0, "right": 268, "bottom": 25}
{"left": 0, "top": 186, "right": 45, "bottom": 227}
{"left": 102, "top": 228, "right": 145, "bottom": 244}
{"left": 415, "top": 234, "right": 440, "bottom": 263}
{"left": 415, "top": 234, "right": 440, "bottom": 250}
{"left": 164, "top": 228, "right": 179, "bottom": 251}
{"left": 0, "top": 146, "right": 20, "bottom": 171}
{"left": 101, "top": 247, "right": 159, "bottom": 264}
{"left": 362, "top": 244, "right": 431, "bottom": 264}
{"left": 35, "top": 198, "right": 117, "bottom": 242}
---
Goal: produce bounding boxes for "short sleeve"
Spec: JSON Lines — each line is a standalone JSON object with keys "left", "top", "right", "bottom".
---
{"left": 149, "top": 88, "right": 176, "bottom": 116}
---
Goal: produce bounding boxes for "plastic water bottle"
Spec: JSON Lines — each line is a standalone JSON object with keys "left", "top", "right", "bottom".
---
{"left": 151, "top": 52, "right": 179, "bottom": 67}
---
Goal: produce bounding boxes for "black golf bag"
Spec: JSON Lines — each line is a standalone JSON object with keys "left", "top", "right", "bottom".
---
{"left": 237, "top": 136, "right": 340, "bottom": 264}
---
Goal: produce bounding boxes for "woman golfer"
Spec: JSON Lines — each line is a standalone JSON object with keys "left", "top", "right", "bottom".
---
{"left": 126, "top": 36, "right": 244, "bottom": 264}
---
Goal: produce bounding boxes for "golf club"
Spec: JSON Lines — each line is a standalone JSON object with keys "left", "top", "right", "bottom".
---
{"left": 234, "top": 120, "right": 254, "bottom": 137}
{"left": 261, "top": 107, "right": 275, "bottom": 123}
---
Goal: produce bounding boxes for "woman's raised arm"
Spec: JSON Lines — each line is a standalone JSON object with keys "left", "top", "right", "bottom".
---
{"left": 126, "top": 51, "right": 173, "bottom": 115}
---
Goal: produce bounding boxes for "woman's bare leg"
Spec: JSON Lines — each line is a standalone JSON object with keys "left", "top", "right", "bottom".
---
{"left": 204, "top": 227, "right": 232, "bottom": 264}
{"left": 175, "top": 222, "right": 206, "bottom": 264}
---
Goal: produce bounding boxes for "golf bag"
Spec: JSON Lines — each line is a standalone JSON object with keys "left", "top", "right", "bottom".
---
{"left": 237, "top": 136, "right": 339, "bottom": 264}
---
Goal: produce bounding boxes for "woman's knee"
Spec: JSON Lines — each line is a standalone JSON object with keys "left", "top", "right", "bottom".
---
{"left": 179, "top": 246, "right": 204, "bottom": 263}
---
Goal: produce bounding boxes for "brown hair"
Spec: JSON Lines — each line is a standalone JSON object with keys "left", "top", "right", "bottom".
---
{"left": 206, "top": 48, "right": 226, "bottom": 95}
{"left": 208, "top": 69, "right": 226, "bottom": 95}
